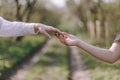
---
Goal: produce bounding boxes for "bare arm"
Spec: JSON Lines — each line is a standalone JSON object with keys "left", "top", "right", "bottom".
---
{"left": 76, "top": 39, "right": 120, "bottom": 64}
{"left": 56, "top": 32, "right": 120, "bottom": 64}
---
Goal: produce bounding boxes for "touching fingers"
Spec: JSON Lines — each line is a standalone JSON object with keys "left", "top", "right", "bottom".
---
{"left": 59, "top": 35, "right": 66, "bottom": 44}
{"left": 55, "top": 33, "right": 69, "bottom": 45}
{"left": 55, "top": 32, "right": 59, "bottom": 37}
{"left": 62, "top": 32, "right": 70, "bottom": 38}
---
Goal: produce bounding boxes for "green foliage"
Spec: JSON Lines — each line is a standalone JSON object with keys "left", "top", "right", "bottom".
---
{"left": 1, "top": 0, "right": 120, "bottom": 80}
{"left": 80, "top": 33, "right": 120, "bottom": 80}
{"left": 0, "top": 35, "right": 46, "bottom": 79}
{"left": 24, "top": 39, "right": 69, "bottom": 80}
{"left": 29, "top": 8, "right": 61, "bottom": 27}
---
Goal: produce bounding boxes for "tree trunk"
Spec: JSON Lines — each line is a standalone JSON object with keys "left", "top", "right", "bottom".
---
{"left": 96, "top": 20, "right": 101, "bottom": 41}
{"left": 87, "top": 20, "right": 95, "bottom": 41}
{"left": 85, "top": 0, "right": 96, "bottom": 40}
{"left": 15, "top": 0, "right": 37, "bottom": 41}
{"left": 105, "top": 21, "right": 110, "bottom": 46}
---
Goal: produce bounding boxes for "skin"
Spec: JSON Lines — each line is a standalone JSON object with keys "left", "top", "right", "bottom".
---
{"left": 55, "top": 32, "right": 120, "bottom": 64}
{"left": 34, "top": 24, "right": 61, "bottom": 39}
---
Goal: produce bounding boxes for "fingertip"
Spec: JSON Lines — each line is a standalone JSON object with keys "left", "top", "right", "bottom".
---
{"left": 55, "top": 30, "right": 62, "bottom": 35}
{"left": 62, "top": 32, "right": 68, "bottom": 35}
{"left": 55, "top": 32, "right": 59, "bottom": 37}
{"left": 60, "top": 34, "right": 64, "bottom": 38}
{"left": 48, "top": 35, "right": 52, "bottom": 40}
{"left": 43, "top": 31, "right": 51, "bottom": 40}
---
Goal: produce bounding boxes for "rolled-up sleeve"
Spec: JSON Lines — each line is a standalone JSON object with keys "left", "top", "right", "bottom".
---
{"left": 0, "top": 17, "right": 36, "bottom": 37}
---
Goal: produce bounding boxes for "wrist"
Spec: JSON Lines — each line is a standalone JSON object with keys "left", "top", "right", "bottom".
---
{"left": 75, "top": 39, "right": 81, "bottom": 47}
{"left": 34, "top": 24, "right": 39, "bottom": 33}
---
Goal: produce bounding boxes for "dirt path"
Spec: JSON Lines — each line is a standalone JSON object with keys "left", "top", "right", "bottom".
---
{"left": 6, "top": 39, "right": 92, "bottom": 80}
{"left": 8, "top": 40, "right": 52, "bottom": 80}
{"left": 69, "top": 46, "right": 92, "bottom": 80}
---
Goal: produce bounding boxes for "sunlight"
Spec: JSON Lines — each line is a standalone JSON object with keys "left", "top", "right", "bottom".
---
{"left": 50, "top": 0, "right": 66, "bottom": 7}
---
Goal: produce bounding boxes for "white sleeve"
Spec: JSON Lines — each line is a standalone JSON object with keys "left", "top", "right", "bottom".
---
{"left": 0, "top": 17, "right": 36, "bottom": 37}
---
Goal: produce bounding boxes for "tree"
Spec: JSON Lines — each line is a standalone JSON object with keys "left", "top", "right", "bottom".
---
{"left": 15, "top": 0, "right": 37, "bottom": 41}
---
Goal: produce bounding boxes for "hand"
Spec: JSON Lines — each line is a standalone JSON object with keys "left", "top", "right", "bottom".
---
{"left": 55, "top": 32, "right": 80, "bottom": 46}
{"left": 34, "top": 24, "right": 61, "bottom": 39}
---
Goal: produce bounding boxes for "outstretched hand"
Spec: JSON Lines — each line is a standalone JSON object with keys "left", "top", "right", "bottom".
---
{"left": 55, "top": 32, "right": 80, "bottom": 46}
{"left": 34, "top": 24, "right": 61, "bottom": 39}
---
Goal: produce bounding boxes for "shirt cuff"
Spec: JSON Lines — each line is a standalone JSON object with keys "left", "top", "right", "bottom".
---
{"left": 24, "top": 23, "right": 37, "bottom": 35}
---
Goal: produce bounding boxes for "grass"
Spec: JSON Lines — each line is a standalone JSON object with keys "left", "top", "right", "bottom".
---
{"left": 92, "top": 67, "right": 120, "bottom": 80}
{"left": 0, "top": 35, "right": 47, "bottom": 79}
{"left": 24, "top": 38, "right": 69, "bottom": 80}
{"left": 77, "top": 32, "right": 120, "bottom": 80}
{"left": 1, "top": 29, "right": 120, "bottom": 80}
{"left": 82, "top": 51, "right": 120, "bottom": 80}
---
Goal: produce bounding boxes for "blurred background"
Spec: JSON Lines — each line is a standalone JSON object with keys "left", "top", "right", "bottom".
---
{"left": 0, "top": 0, "right": 120, "bottom": 80}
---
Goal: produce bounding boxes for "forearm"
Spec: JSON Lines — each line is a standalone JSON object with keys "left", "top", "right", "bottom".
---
{"left": 76, "top": 39, "right": 117, "bottom": 64}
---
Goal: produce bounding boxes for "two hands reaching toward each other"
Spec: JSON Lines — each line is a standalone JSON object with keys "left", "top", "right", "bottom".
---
{"left": 1, "top": 16, "right": 120, "bottom": 64}
{"left": 34, "top": 23, "right": 78, "bottom": 47}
